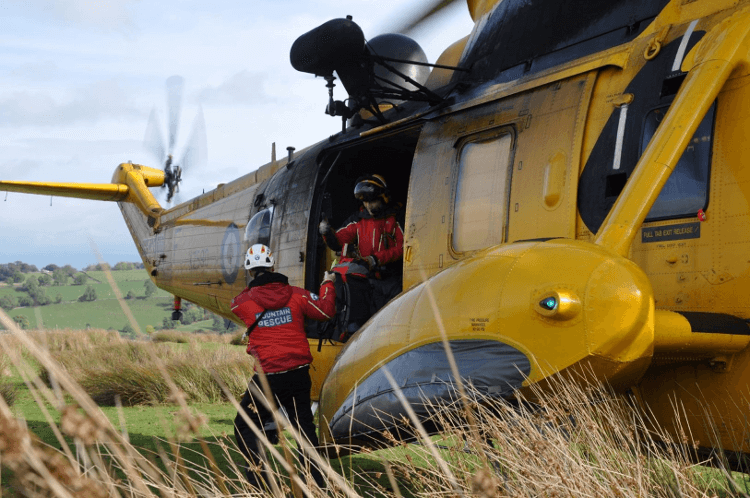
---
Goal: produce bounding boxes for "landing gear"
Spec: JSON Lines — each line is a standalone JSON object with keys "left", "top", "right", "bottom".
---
{"left": 171, "top": 296, "right": 183, "bottom": 321}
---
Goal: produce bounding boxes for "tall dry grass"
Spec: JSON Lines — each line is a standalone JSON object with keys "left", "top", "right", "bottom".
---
{"left": 39, "top": 340, "right": 253, "bottom": 405}
{"left": 0, "top": 319, "right": 747, "bottom": 496}
{"left": 151, "top": 329, "right": 238, "bottom": 344}
{"left": 1, "top": 328, "right": 123, "bottom": 354}
{"left": 369, "top": 375, "right": 749, "bottom": 498}
{"left": 0, "top": 351, "right": 17, "bottom": 406}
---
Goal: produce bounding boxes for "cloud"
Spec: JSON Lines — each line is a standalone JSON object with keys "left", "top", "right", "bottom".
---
{"left": 0, "top": 79, "right": 144, "bottom": 127}
{"left": 0, "top": 159, "right": 44, "bottom": 178}
{"left": 9, "top": 60, "right": 60, "bottom": 82}
{"left": 197, "top": 71, "right": 270, "bottom": 106}
{"left": 6, "top": 0, "right": 141, "bottom": 29}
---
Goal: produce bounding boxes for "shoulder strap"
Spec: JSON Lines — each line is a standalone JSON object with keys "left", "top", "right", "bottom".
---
{"left": 243, "top": 309, "right": 268, "bottom": 340}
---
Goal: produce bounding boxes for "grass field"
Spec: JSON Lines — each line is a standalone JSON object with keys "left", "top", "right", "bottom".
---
{"left": 1, "top": 326, "right": 749, "bottom": 497}
{"left": 8, "top": 297, "right": 174, "bottom": 332}
{"left": 0, "top": 270, "right": 170, "bottom": 301}
{"left": 0, "top": 270, "right": 221, "bottom": 333}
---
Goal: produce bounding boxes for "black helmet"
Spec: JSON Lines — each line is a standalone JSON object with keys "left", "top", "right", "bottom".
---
{"left": 354, "top": 174, "right": 389, "bottom": 203}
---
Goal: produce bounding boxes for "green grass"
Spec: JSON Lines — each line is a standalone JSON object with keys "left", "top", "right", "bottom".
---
{"left": 1, "top": 270, "right": 170, "bottom": 303}
{"left": 0, "top": 269, "right": 213, "bottom": 333}
{"left": 0, "top": 285, "right": 20, "bottom": 299}
{"left": 7, "top": 297, "right": 174, "bottom": 332}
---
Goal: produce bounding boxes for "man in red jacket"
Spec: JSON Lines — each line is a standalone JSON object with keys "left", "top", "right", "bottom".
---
{"left": 319, "top": 174, "right": 404, "bottom": 338}
{"left": 231, "top": 243, "right": 335, "bottom": 490}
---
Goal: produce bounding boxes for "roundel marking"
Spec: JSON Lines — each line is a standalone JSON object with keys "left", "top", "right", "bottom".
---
{"left": 221, "top": 223, "right": 242, "bottom": 284}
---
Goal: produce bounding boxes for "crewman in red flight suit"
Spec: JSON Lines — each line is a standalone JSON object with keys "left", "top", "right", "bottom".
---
{"left": 319, "top": 174, "right": 404, "bottom": 339}
{"left": 231, "top": 243, "right": 335, "bottom": 490}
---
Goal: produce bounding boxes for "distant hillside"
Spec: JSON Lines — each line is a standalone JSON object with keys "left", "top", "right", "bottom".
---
{"left": 0, "top": 269, "right": 236, "bottom": 335}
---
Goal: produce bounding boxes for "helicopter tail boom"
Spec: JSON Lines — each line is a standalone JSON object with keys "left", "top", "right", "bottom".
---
{"left": 0, "top": 180, "right": 129, "bottom": 202}
{"left": 0, "top": 163, "right": 166, "bottom": 223}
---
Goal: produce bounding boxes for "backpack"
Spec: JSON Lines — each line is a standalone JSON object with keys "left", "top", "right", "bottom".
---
{"left": 317, "top": 272, "right": 356, "bottom": 348}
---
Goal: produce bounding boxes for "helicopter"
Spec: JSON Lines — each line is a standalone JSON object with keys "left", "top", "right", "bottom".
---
{"left": 3, "top": 0, "right": 750, "bottom": 469}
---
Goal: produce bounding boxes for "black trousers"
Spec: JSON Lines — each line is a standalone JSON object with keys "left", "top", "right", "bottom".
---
{"left": 234, "top": 366, "right": 324, "bottom": 488}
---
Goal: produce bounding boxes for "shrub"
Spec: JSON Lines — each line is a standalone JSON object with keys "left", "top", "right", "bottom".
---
{"left": 180, "top": 307, "right": 203, "bottom": 325}
{"left": 229, "top": 331, "right": 247, "bottom": 346}
{"left": 0, "top": 354, "right": 17, "bottom": 407}
{"left": 144, "top": 279, "right": 157, "bottom": 298}
{"left": 52, "top": 269, "right": 69, "bottom": 286}
{"left": 210, "top": 314, "right": 238, "bottom": 333}
{"left": 18, "top": 296, "right": 33, "bottom": 307}
{"left": 83, "top": 263, "right": 108, "bottom": 271}
{"left": 78, "top": 285, "right": 97, "bottom": 302}
{"left": 34, "top": 291, "right": 51, "bottom": 306}
{"left": 61, "top": 264, "right": 77, "bottom": 276}
{"left": 125, "top": 290, "right": 136, "bottom": 300}
{"left": 120, "top": 324, "right": 136, "bottom": 339}
{"left": 54, "top": 293, "right": 63, "bottom": 304}
{"left": 145, "top": 324, "right": 155, "bottom": 334}
{"left": 73, "top": 273, "right": 88, "bottom": 285}
{"left": 0, "top": 295, "right": 16, "bottom": 311}
{"left": 13, "top": 315, "right": 30, "bottom": 329}
{"left": 23, "top": 276, "right": 40, "bottom": 291}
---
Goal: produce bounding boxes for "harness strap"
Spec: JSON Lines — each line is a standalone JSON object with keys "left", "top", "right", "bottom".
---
{"left": 242, "top": 309, "right": 268, "bottom": 342}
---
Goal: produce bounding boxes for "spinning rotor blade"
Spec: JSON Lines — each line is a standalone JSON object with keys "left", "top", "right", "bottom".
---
{"left": 390, "top": 0, "right": 462, "bottom": 35}
{"left": 165, "top": 75, "right": 185, "bottom": 156}
{"left": 143, "top": 108, "right": 166, "bottom": 163}
{"left": 179, "top": 106, "right": 207, "bottom": 176}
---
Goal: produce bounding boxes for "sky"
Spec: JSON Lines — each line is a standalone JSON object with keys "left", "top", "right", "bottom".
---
{"left": 1, "top": 0, "right": 475, "bottom": 270}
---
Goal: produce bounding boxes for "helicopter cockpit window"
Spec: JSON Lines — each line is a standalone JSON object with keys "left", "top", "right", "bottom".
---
{"left": 643, "top": 103, "right": 715, "bottom": 221}
{"left": 452, "top": 131, "right": 514, "bottom": 253}
{"left": 244, "top": 206, "right": 274, "bottom": 246}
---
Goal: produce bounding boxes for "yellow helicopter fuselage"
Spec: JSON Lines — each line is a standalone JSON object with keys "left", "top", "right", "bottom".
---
{"left": 4, "top": 0, "right": 750, "bottom": 465}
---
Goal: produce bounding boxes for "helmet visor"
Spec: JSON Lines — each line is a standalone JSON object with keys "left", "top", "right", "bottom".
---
{"left": 354, "top": 181, "right": 382, "bottom": 202}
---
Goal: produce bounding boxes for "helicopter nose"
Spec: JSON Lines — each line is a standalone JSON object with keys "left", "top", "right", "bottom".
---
{"left": 326, "top": 338, "right": 530, "bottom": 443}
{"left": 318, "top": 239, "right": 655, "bottom": 448}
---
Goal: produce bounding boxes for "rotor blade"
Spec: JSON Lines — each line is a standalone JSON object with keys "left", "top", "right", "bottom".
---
{"left": 143, "top": 107, "right": 166, "bottom": 162}
{"left": 166, "top": 75, "right": 185, "bottom": 156}
{"left": 390, "top": 0, "right": 461, "bottom": 35}
{"left": 179, "top": 106, "right": 207, "bottom": 175}
{"left": 161, "top": 184, "right": 174, "bottom": 206}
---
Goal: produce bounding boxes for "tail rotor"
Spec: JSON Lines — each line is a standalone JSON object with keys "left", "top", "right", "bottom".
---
{"left": 142, "top": 76, "right": 206, "bottom": 205}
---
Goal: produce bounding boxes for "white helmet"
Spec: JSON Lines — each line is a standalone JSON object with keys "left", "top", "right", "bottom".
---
{"left": 244, "top": 244, "right": 275, "bottom": 270}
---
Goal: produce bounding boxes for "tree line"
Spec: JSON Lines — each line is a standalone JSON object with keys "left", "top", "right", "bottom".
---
{"left": 0, "top": 261, "right": 145, "bottom": 284}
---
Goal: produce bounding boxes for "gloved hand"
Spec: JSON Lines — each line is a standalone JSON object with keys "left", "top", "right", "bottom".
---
{"left": 364, "top": 255, "right": 377, "bottom": 270}
{"left": 319, "top": 220, "right": 331, "bottom": 235}
{"left": 323, "top": 271, "right": 336, "bottom": 284}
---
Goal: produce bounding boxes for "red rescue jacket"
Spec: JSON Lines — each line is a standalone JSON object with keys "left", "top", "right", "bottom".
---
{"left": 323, "top": 205, "right": 404, "bottom": 272}
{"left": 231, "top": 272, "right": 335, "bottom": 374}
